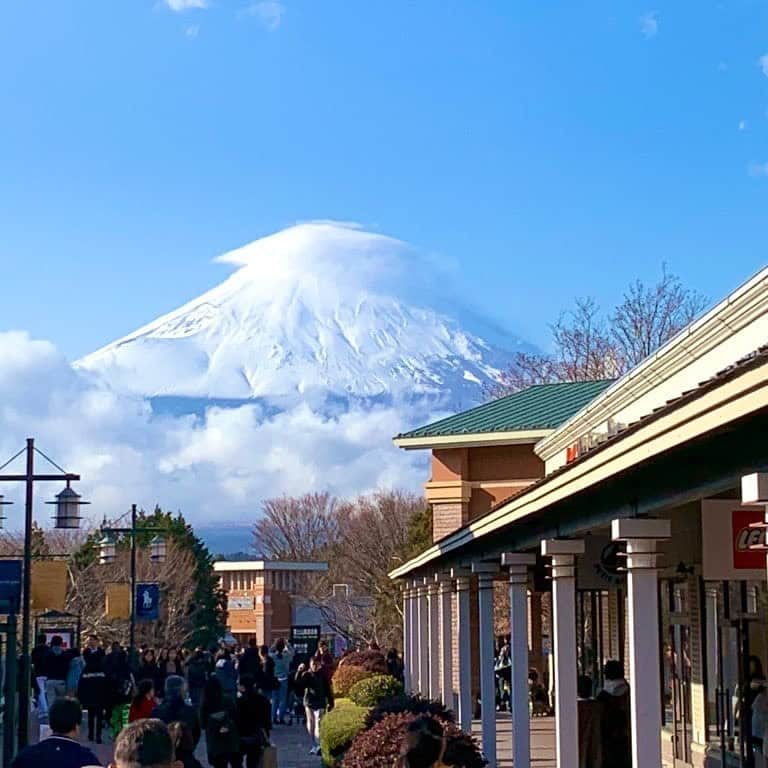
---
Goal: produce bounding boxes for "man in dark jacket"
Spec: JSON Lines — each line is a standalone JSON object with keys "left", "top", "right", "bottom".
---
{"left": 12, "top": 698, "right": 100, "bottom": 768}
{"left": 185, "top": 647, "right": 210, "bottom": 708}
{"left": 297, "top": 657, "right": 334, "bottom": 755}
{"left": 41, "top": 636, "right": 72, "bottom": 708}
{"left": 77, "top": 653, "right": 109, "bottom": 743}
{"left": 596, "top": 660, "right": 631, "bottom": 768}
{"left": 239, "top": 639, "right": 263, "bottom": 681}
{"left": 152, "top": 674, "right": 201, "bottom": 747}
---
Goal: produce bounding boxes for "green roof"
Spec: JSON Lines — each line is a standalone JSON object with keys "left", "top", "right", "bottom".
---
{"left": 397, "top": 380, "right": 614, "bottom": 440}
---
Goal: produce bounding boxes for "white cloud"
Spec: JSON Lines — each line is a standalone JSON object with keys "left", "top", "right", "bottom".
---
{"left": 0, "top": 331, "right": 428, "bottom": 528}
{"left": 185, "top": 24, "right": 200, "bottom": 38}
{"left": 749, "top": 162, "right": 768, "bottom": 177}
{"left": 242, "top": 1, "right": 285, "bottom": 31}
{"left": 165, "top": 0, "right": 207, "bottom": 11}
{"left": 739, "top": 120, "right": 747, "bottom": 131}
{"left": 641, "top": 11, "right": 659, "bottom": 39}
{"left": 760, "top": 54, "right": 768, "bottom": 78}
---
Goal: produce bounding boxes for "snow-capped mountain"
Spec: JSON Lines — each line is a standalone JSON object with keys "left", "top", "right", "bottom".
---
{"left": 77, "top": 222, "right": 527, "bottom": 411}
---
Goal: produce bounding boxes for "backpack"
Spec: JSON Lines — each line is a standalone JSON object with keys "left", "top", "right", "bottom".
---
{"left": 206, "top": 708, "right": 239, "bottom": 757}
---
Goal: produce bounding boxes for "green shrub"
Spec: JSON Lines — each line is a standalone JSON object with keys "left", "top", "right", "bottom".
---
{"left": 348, "top": 674, "right": 404, "bottom": 708}
{"left": 332, "top": 664, "right": 376, "bottom": 698}
{"left": 365, "top": 693, "right": 455, "bottom": 729}
{"left": 341, "top": 711, "right": 487, "bottom": 768}
{"left": 319, "top": 704, "right": 368, "bottom": 767}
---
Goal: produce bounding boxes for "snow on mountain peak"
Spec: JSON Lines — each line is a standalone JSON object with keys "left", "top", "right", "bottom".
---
{"left": 77, "top": 221, "right": 525, "bottom": 407}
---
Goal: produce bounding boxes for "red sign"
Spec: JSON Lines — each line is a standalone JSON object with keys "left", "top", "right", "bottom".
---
{"left": 731, "top": 509, "right": 766, "bottom": 570}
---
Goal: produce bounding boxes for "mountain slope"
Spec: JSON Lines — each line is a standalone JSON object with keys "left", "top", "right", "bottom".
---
{"left": 77, "top": 222, "right": 527, "bottom": 409}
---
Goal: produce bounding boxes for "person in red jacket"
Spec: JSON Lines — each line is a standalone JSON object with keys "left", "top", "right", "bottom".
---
{"left": 129, "top": 679, "right": 157, "bottom": 722}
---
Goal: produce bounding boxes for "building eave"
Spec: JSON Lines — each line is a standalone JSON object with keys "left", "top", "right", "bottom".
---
{"left": 390, "top": 346, "right": 768, "bottom": 580}
{"left": 393, "top": 429, "right": 554, "bottom": 451}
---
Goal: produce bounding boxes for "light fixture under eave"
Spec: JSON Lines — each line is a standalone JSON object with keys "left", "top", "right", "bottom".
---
{"left": 149, "top": 535, "right": 166, "bottom": 564}
{"left": 0, "top": 495, "right": 12, "bottom": 529}
{"left": 46, "top": 481, "right": 89, "bottom": 530}
{"left": 98, "top": 534, "right": 116, "bottom": 565}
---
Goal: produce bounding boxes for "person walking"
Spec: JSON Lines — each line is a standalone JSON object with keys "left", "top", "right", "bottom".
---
{"left": 137, "top": 649, "right": 162, "bottom": 696}
{"left": 152, "top": 675, "right": 201, "bottom": 747}
{"left": 66, "top": 648, "right": 85, "bottom": 697}
{"left": 296, "top": 656, "right": 334, "bottom": 756}
{"left": 104, "top": 641, "right": 133, "bottom": 732}
{"left": 185, "top": 646, "right": 210, "bottom": 708}
{"left": 269, "top": 638, "right": 294, "bottom": 725}
{"left": 596, "top": 660, "right": 631, "bottom": 768}
{"left": 11, "top": 698, "right": 100, "bottom": 768}
{"left": 201, "top": 676, "right": 242, "bottom": 768}
{"left": 129, "top": 679, "right": 156, "bottom": 722}
{"left": 214, "top": 649, "right": 239, "bottom": 702}
{"left": 41, "top": 635, "right": 72, "bottom": 708}
{"left": 169, "top": 721, "right": 205, "bottom": 768}
{"left": 577, "top": 675, "right": 602, "bottom": 768}
{"left": 238, "top": 639, "right": 262, "bottom": 682}
{"left": 77, "top": 651, "right": 109, "bottom": 743}
{"left": 236, "top": 673, "right": 272, "bottom": 768}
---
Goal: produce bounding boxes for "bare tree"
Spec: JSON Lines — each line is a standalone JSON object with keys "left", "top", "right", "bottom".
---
{"left": 253, "top": 492, "right": 341, "bottom": 560}
{"left": 489, "top": 268, "right": 706, "bottom": 397}
{"left": 307, "top": 490, "right": 426, "bottom": 648}
{"left": 610, "top": 265, "right": 707, "bottom": 367}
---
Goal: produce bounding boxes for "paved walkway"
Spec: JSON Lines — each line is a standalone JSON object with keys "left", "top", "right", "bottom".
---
{"left": 88, "top": 720, "right": 320, "bottom": 768}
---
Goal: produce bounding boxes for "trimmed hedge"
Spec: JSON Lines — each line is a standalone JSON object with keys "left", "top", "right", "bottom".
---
{"left": 348, "top": 675, "right": 404, "bottom": 708}
{"left": 318, "top": 704, "right": 368, "bottom": 767}
{"left": 365, "top": 693, "right": 455, "bottom": 729}
{"left": 340, "top": 711, "right": 487, "bottom": 768}
{"left": 332, "top": 664, "right": 377, "bottom": 698}
{"left": 336, "top": 650, "right": 388, "bottom": 673}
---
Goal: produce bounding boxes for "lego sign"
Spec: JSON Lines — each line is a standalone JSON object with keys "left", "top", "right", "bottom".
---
{"left": 702, "top": 500, "right": 766, "bottom": 580}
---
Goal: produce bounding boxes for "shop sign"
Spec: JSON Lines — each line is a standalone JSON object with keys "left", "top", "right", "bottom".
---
{"left": 290, "top": 625, "right": 321, "bottom": 663}
{"left": 577, "top": 535, "right": 625, "bottom": 590}
{"left": 228, "top": 596, "right": 255, "bottom": 611}
{"left": 702, "top": 500, "right": 766, "bottom": 580}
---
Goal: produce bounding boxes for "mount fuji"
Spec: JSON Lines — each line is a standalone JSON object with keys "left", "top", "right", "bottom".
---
{"left": 77, "top": 222, "right": 528, "bottom": 415}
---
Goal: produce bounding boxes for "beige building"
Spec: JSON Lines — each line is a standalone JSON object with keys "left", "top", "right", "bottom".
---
{"left": 392, "top": 266, "right": 768, "bottom": 768}
{"left": 214, "top": 560, "right": 328, "bottom": 646}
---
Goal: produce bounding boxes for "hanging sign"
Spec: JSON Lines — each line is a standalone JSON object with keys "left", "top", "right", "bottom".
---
{"left": 135, "top": 583, "right": 160, "bottom": 621}
{"left": 31, "top": 561, "right": 68, "bottom": 611}
{"left": 106, "top": 583, "right": 131, "bottom": 619}
{"left": 577, "top": 535, "right": 625, "bottom": 590}
{"left": 702, "top": 500, "right": 766, "bottom": 580}
{"left": 228, "top": 596, "right": 255, "bottom": 611}
{"left": 0, "top": 561, "right": 22, "bottom": 613}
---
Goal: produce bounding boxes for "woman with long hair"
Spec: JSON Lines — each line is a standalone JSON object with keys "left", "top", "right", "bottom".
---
{"left": 396, "top": 716, "right": 446, "bottom": 768}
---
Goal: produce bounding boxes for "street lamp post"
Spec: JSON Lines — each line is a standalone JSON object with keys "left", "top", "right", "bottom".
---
{"left": 99, "top": 504, "right": 166, "bottom": 659}
{"left": 0, "top": 438, "right": 87, "bottom": 749}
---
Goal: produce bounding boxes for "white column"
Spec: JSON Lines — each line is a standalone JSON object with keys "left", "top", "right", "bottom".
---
{"left": 439, "top": 575, "right": 454, "bottom": 707}
{"left": 502, "top": 553, "right": 536, "bottom": 768}
{"left": 402, "top": 586, "right": 412, "bottom": 691}
{"left": 541, "top": 539, "right": 584, "bottom": 768}
{"left": 416, "top": 581, "right": 429, "bottom": 695}
{"left": 452, "top": 567, "right": 473, "bottom": 732}
{"left": 408, "top": 580, "right": 418, "bottom": 692}
{"left": 612, "top": 518, "right": 671, "bottom": 768}
{"left": 427, "top": 578, "right": 440, "bottom": 700}
{"left": 473, "top": 562, "right": 499, "bottom": 768}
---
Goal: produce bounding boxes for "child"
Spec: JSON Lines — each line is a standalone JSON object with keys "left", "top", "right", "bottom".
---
{"left": 129, "top": 679, "right": 156, "bottom": 722}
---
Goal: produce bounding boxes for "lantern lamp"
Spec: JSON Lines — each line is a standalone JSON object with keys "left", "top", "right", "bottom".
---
{"left": 46, "top": 481, "right": 89, "bottom": 529}
{"left": 149, "top": 535, "right": 166, "bottom": 564}
{"left": 98, "top": 534, "right": 116, "bottom": 565}
{"left": 0, "top": 494, "right": 12, "bottom": 529}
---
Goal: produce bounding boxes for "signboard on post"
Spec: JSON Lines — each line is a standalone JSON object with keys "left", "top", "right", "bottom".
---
{"left": 31, "top": 561, "right": 68, "bottom": 611}
{"left": 0, "top": 561, "right": 22, "bottom": 613}
{"left": 135, "top": 583, "right": 160, "bottom": 622}
{"left": 106, "top": 583, "right": 131, "bottom": 619}
{"left": 577, "top": 535, "right": 625, "bottom": 590}
{"left": 290, "top": 625, "right": 321, "bottom": 663}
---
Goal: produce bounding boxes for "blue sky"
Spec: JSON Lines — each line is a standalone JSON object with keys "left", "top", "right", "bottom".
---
{"left": 3, "top": 0, "right": 768, "bottom": 358}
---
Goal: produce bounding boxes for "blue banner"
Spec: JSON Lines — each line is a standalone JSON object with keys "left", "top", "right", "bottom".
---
{"left": 135, "top": 583, "right": 160, "bottom": 621}
{"left": 0, "top": 561, "right": 22, "bottom": 613}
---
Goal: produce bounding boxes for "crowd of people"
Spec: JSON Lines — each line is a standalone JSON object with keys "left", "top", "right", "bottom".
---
{"left": 19, "top": 633, "right": 347, "bottom": 767}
